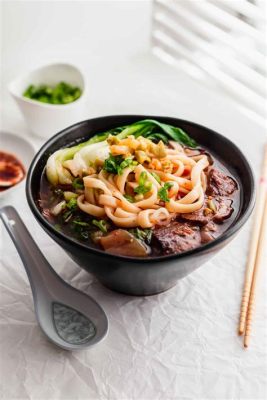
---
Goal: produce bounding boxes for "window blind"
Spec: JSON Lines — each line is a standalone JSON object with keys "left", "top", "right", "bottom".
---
{"left": 151, "top": 0, "right": 266, "bottom": 124}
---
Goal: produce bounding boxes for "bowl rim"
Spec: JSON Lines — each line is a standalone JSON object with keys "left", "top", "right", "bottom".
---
{"left": 8, "top": 62, "right": 86, "bottom": 109}
{"left": 26, "top": 114, "right": 256, "bottom": 264}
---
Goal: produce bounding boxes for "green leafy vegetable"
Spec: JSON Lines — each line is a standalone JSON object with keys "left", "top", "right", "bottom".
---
{"left": 66, "top": 197, "right": 77, "bottom": 210}
{"left": 134, "top": 171, "right": 152, "bottom": 195}
{"left": 103, "top": 155, "right": 136, "bottom": 175}
{"left": 72, "top": 177, "right": 84, "bottom": 190}
{"left": 158, "top": 182, "right": 173, "bottom": 203}
{"left": 92, "top": 219, "right": 108, "bottom": 233}
{"left": 59, "top": 198, "right": 78, "bottom": 222}
{"left": 103, "top": 155, "right": 122, "bottom": 174}
{"left": 115, "top": 119, "right": 196, "bottom": 148}
{"left": 23, "top": 82, "right": 82, "bottom": 105}
{"left": 129, "top": 228, "right": 152, "bottom": 243}
{"left": 135, "top": 120, "right": 196, "bottom": 148}
{"left": 68, "top": 216, "right": 92, "bottom": 240}
{"left": 46, "top": 119, "right": 196, "bottom": 186}
{"left": 145, "top": 133, "right": 169, "bottom": 143}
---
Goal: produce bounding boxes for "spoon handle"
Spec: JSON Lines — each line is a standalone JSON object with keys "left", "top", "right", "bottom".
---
{"left": 0, "top": 205, "right": 61, "bottom": 296}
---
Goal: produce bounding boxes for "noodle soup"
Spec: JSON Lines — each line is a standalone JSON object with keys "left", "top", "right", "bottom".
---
{"left": 39, "top": 119, "right": 239, "bottom": 257}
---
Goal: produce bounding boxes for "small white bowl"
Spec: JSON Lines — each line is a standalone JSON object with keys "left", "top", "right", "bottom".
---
{"left": 8, "top": 63, "right": 86, "bottom": 139}
{"left": 0, "top": 132, "right": 35, "bottom": 199}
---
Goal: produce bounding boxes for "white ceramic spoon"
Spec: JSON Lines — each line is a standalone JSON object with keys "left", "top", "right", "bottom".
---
{"left": 0, "top": 205, "right": 108, "bottom": 350}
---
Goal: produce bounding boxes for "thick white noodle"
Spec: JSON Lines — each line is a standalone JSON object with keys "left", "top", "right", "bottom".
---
{"left": 75, "top": 149, "right": 209, "bottom": 228}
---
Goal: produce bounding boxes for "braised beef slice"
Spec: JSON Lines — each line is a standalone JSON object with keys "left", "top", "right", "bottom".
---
{"left": 207, "top": 168, "right": 237, "bottom": 197}
{"left": 200, "top": 221, "right": 216, "bottom": 243}
{"left": 213, "top": 198, "right": 234, "bottom": 223}
{"left": 181, "top": 197, "right": 233, "bottom": 225}
{"left": 200, "top": 230, "right": 214, "bottom": 244}
{"left": 180, "top": 199, "right": 213, "bottom": 225}
{"left": 153, "top": 222, "right": 201, "bottom": 254}
{"left": 202, "top": 221, "right": 217, "bottom": 232}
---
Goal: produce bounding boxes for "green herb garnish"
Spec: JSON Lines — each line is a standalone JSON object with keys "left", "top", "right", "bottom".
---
{"left": 92, "top": 219, "right": 108, "bottom": 233}
{"left": 62, "top": 210, "right": 72, "bottom": 221}
{"left": 66, "top": 197, "right": 77, "bottom": 210}
{"left": 23, "top": 82, "right": 82, "bottom": 105}
{"left": 72, "top": 220, "right": 89, "bottom": 227}
{"left": 158, "top": 182, "right": 173, "bottom": 203}
{"left": 120, "top": 158, "right": 137, "bottom": 172}
{"left": 103, "top": 155, "right": 136, "bottom": 175}
{"left": 61, "top": 198, "right": 78, "bottom": 222}
{"left": 134, "top": 171, "right": 152, "bottom": 195}
{"left": 124, "top": 194, "right": 135, "bottom": 203}
{"left": 72, "top": 177, "right": 84, "bottom": 190}
{"left": 129, "top": 228, "right": 152, "bottom": 243}
{"left": 150, "top": 172, "right": 161, "bottom": 184}
{"left": 70, "top": 218, "right": 91, "bottom": 240}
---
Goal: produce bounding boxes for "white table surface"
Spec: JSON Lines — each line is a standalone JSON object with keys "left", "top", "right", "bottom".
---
{"left": 1, "top": 2, "right": 267, "bottom": 399}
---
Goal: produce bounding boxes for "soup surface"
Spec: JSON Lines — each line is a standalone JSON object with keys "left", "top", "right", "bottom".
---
{"left": 39, "top": 119, "right": 239, "bottom": 258}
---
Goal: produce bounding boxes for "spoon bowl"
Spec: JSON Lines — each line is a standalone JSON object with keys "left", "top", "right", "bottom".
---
{"left": 0, "top": 206, "right": 108, "bottom": 351}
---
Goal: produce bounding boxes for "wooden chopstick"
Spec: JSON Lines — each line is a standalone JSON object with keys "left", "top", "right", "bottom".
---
{"left": 238, "top": 144, "right": 267, "bottom": 336}
{"left": 244, "top": 197, "right": 267, "bottom": 347}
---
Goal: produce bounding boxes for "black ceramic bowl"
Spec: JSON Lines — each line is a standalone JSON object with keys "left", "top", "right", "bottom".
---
{"left": 26, "top": 115, "right": 255, "bottom": 296}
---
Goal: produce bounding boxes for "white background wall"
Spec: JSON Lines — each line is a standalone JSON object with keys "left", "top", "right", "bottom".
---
{"left": 0, "top": 1, "right": 265, "bottom": 147}
{"left": 1, "top": 0, "right": 151, "bottom": 79}
{"left": 0, "top": 0, "right": 152, "bottom": 124}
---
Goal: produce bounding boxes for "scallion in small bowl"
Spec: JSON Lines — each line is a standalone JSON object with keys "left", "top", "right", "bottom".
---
{"left": 23, "top": 81, "right": 82, "bottom": 105}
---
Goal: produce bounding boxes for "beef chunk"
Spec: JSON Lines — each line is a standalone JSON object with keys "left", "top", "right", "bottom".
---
{"left": 202, "top": 221, "right": 217, "bottom": 232}
{"left": 207, "top": 168, "right": 237, "bottom": 197}
{"left": 180, "top": 199, "right": 213, "bottom": 225}
{"left": 153, "top": 222, "right": 201, "bottom": 254}
{"left": 200, "top": 230, "right": 214, "bottom": 244}
{"left": 213, "top": 198, "right": 234, "bottom": 223}
{"left": 181, "top": 197, "right": 233, "bottom": 225}
{"left": 200, "top": 222, "right": 217, "bottom": 244}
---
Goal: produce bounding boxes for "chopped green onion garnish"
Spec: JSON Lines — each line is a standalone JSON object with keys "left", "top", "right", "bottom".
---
{"left": 124, "top": 194, "right": 135, "bottom": 203}
{"left": 150, "top": 172, "right": 161, "bottom": 183}
{"left": 134, "top": 171, "right": 152, "bottom": 195}
{"left": 23, "top": 82, "right": 82, "bottom": 105}
{"left": 92, "top": 219, "right": 108, "bottom": 233}
{"left": 158, "top": 182, "right": 173, "bottom": 203}
{"left": 72, "top": 177, "right": 84, "bottom": 190}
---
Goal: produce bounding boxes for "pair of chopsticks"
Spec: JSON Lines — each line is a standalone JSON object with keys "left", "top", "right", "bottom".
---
{"left": 238, "top": 144, "right": 267, "bottom": 348}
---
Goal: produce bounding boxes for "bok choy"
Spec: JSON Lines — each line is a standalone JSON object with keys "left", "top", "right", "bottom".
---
{"left": 46, "top": 119, "right": 197, "bottom": 185}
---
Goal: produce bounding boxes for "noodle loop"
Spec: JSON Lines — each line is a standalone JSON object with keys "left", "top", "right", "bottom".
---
{"left": 76, "top": 141, "right": 210, "bottom": 228}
